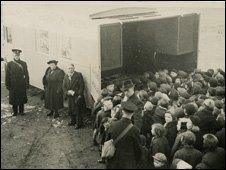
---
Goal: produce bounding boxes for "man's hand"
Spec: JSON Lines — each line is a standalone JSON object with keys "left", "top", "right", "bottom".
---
{"left": 6, "top": 86, "right": 10, "bottom": 90}
{"left": 67, "top": 90, "right": 75, "bottom": 96}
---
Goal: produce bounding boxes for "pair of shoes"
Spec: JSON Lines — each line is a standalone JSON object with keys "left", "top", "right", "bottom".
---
{"left": 98, "top": 159, "right": 105, "bottom": 164}
{"left": 68, "top": 122, "right": 76, "bottom": 126}
{"left": 47, "top": 112, "right": 53, "bottom": 117}
{"left": 12, "top": 113, "right": 18, "bottom": 116}
{"left": 20, "top": 112, "right": 25, "bottom": 116}
{"left": 75, "top": 125, "right": 81, "bottom": 129}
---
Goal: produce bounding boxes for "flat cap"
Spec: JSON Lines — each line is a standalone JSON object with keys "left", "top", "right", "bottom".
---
{"left": 203, "top": 99, "right": 215, "bottom": 110}
{"left": 121, "top": 101, "right": 137, "bottom": 113}
{"left": 153, "top": 153, "right": 167, "bottom": 163}
{"left": 47, "top": 60, "right": 58, "bottom": 64}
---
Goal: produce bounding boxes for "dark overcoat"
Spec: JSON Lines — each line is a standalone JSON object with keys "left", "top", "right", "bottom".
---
{"left": 106, "top": 118, "right": 142, "bottom": 169}
{"left": 201, "top": 147, "right": 225, "bottom": 169}
{"left": 42, "top": 66, "right": 65, "bottom": 110}
{"left": 150, "top": 136, "right": 171, "bottom": 159}
{"left": 196, "top": 107, "right": 219, "bottom": 135}
{"left": 165, "top": 121, "right": 178, "bottom": 148}
{"left": 62, "top": 71, "right": 85, "bottom": 98}
{"left": 173, "top": 146, "right": 203, "bottom": 168}
{"left": 126, "top": 93, "right": 144, "bottom": 131}
{"left": 5, "top": 60, "right": 29, "bottom": 105}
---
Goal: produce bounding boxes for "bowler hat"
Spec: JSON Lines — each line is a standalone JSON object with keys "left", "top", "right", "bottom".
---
{"left": 47, "top": 60, "right": 58, "bottom": 64}
{"left": 121, "top": 101, "right": 137, "bottom": 113}
{"left": 121, "top": 79, "right": 134, "bottom": 91}
{"left": 12, "top": 48, "right": 22, "bottom": 53}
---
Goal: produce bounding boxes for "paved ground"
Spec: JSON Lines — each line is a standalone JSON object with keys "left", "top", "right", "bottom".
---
{"left": 1, "top": 62, "right": 105, "bottom": 169}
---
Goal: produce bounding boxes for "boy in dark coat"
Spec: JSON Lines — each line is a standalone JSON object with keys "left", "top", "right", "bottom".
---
{"left": 196, "top": 99, "right": 219, "bottom": 135}
{"left": 150, "top": 123, "right": 171, "bottom": 159}
{"left": 173, "top": 131, "right": 202, "bottom": 168}
{"left": 5, "top": 49, "right": 29, "bottom": 116}
{"left": 201, "top": 134, "right": 225, "bottom": 169}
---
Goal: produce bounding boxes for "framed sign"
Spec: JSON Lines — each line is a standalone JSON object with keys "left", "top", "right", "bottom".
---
{"left": 58, "top": 35, "right": 72, "bottom": 59}
{"left": 5, "top": 26, "right": 12, "bottom": 44}
{"left": 36, "top": 30, "right": 49, "bottom": 54}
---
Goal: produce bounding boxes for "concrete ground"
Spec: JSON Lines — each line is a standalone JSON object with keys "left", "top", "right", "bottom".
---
{"left": 1, "top": 62, "right": 105, "bottom": 169}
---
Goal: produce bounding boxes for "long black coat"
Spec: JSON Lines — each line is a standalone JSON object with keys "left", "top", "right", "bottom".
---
{"left": 106, "top": 118, "right": 142, "bottom": 169}
{"left": 5, "top": 60, "right": 29, "bottom": 105}
{"left": 62, "top": 71, "right": 85, "bottom": 98}
{"left": 140, "top": 110, "right": 154, "bottom": 142}
{"left": 126, "top": 93, "right": 144, "bottom": 131}
{"left": 42, "top": 67, "right": 65, "bottom": 110}
{"left": 165, "top": 121, "right": 177, "bottom": 148}
{"left": 201, "top": 147, "right": 225, "bottom": 169}
{"left": 196, "top": 107, "right": 219, "bottom": 135}
{"left": 173, "top": 146, "right": 203, "bottom": 168}
{"left": 150, "top": 136, "right": 171, "bottom": 159}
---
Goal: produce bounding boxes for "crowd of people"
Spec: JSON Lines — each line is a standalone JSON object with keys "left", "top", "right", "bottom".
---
{"left": 92, "top": 68, "right": 225, "bottom": 169}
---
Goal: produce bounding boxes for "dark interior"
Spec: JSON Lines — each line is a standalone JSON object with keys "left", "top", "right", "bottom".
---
{"left": 100, "top": 14, "right": 199, "bottom": 87}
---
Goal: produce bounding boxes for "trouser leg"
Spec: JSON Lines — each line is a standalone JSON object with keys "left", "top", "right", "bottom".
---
{"left": 12, "top": 104, "right": 18, "bottom": 115}
{"left": 19, "top": 104, "right": 24, "bottom": 114}
{"left": 68, "top": 98, "right": 76, "bottom": 124}
{"left": 75, "top": 100, "right": 84, "bottom": 127}
{"left": 54, "top": 109, "right": 59, "bottom": 118}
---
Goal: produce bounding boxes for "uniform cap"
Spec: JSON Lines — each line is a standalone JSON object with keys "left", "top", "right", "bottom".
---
{"left": 12, "top": 48, "right": 22, "bottom": 53}
{"left": 121, "top": 101, "right": 137, "bottom": 113}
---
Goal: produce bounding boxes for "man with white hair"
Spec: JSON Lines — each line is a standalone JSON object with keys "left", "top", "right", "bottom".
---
{"left": 62, "top": 64, "right": 85, "bottom": 129}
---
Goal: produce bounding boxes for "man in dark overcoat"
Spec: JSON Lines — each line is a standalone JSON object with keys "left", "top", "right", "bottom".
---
{"left": 121, "top": 81, "right": 143, "bottom": 131}
{"left": 106, "top": 101, "right": 142, "bottom": 169}
{"left": 5, "top": 49, "right": 29, "bottom": 116}
{"left": 62, "top": 64, "right": 85, "bottom": 129}
{"left": 42, "top": 60, "right": 65, "bottom": 118}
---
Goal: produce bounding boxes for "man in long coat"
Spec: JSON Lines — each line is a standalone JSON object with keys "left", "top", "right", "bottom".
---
{"left": 121, "top": 81, "right": 143, "bottom": 131}
{"left": 105, "top": 101, "right": 142, "bottom": 169}
{"left": 42, "top": 60, "right": 65, "bottom": 118}
{"left": 62, "top": 64, "right": 85, "bottom": 129}
{"left": 5, "top": 49, "right": 29, "bottom": 116}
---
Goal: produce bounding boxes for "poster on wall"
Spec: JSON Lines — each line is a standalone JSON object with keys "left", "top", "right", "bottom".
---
{"left": 6, "top": 26, "right": 12, "bottom": 44}
{"left": 36, "top": 30, "right": 49, "bottom": 54}
{"left": 58, "top": 35, "right": 72, "bottom": 59}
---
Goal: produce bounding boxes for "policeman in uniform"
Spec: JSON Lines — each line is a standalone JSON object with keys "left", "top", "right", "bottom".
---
{"left": 106, "top": 100, "right": 142, "bottom": 169}
{"left": 5, "top": 49, "right": 29, "bottom": 116}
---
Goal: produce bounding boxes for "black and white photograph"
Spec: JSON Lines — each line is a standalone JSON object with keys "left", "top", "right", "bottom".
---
{"left": 1, "top": 1, "right": 225, "bottom": 169}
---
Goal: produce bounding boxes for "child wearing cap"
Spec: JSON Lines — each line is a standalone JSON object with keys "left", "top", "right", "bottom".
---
{"left": 153, "top": 153, "right": 168, "bottom": 169}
